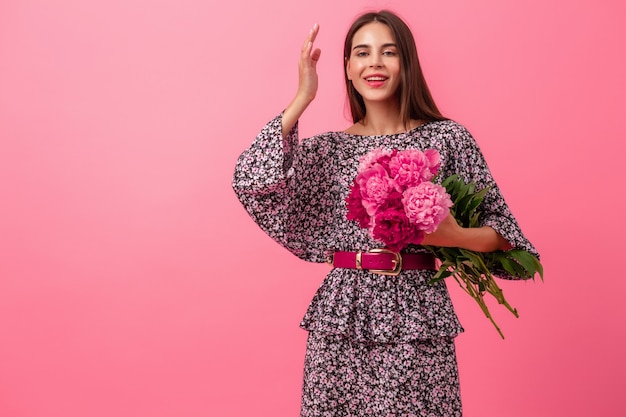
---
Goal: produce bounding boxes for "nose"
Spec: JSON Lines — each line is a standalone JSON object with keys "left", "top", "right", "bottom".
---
{"left": 369, "top": 53, "right": 383, "bottom": 68}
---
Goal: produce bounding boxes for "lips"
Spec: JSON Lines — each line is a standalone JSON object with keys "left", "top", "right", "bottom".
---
{"left": 364, "top": 74, "right": 388, "bottom": 88}
{"left": 365, "top": 75, "right": 388, "bottom": 82}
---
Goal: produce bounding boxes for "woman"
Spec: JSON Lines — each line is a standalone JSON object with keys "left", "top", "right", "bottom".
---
{"left": 232, "top": 10, "right": 538, "bottom": 417}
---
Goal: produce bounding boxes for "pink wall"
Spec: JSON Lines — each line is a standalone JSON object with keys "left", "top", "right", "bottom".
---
{"left": 1, "top": 0, "right": 625, "bottom": 416}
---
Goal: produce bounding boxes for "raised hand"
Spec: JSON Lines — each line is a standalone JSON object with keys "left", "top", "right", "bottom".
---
{"left": 282, "top": 24, "right": 321, "bottom": 139}
{"left": 297, "top": 23, "right": 321, "bottom": 103}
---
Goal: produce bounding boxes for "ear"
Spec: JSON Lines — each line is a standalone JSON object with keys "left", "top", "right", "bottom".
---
{"left": 345, "top": 58, "right": 352, "bottom": 81}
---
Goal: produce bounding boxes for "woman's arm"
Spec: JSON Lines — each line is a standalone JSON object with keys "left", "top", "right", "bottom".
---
{"left": 421, "top": 214, "right": 512, "bottom": 252}
{"left": 282, "top": 23, "right": 321, "bottom": 139}
{"left": 421, "top": 122, "right": 537, "bottom": 256}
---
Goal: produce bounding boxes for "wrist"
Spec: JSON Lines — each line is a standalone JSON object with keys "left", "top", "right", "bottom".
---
{"left": 457, "top": 226, "right": 507, "bottom": 252}
{"left": 282, "top": 96, "right": 312, "bottom": 138}
{"left": 294, "top": 91, "right": 315, "bottom": 107}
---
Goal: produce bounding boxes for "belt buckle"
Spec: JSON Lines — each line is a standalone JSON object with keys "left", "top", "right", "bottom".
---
{"left": 367, "top": 248, "right": 402, "bottom": 276}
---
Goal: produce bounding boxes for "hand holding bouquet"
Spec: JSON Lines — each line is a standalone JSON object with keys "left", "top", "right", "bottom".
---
{"left": 346, "top": 148, "right": 543, "bottom": 338}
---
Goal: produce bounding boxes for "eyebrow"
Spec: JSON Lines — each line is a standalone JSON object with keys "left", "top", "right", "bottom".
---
{"left": 352, "top": 42, "right": 398, "bottom": 50}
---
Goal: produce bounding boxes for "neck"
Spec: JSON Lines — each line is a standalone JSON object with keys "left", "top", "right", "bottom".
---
{"left": 360, "top": 100, "right": 408, "bottom": 135}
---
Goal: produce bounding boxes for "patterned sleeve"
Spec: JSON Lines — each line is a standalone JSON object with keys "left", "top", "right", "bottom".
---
{"left": 232, "top": 113, "right": 334, "bottom": 263}
{"left": 444, "top": 122, "right": 540, "bottom": 263}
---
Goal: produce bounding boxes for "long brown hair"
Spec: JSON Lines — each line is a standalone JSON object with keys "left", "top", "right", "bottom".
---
{"left": 343, "top": 10, "right": 446, "bottom": 125}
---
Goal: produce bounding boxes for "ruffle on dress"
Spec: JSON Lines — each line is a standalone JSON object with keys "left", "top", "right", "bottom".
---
{"left": 300, "top": 268, "right": 463, "bottom": 343}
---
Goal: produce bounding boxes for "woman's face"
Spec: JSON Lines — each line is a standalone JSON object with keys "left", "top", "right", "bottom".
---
{"left": 346, "top": 22, "right": 401, "bottom": 106}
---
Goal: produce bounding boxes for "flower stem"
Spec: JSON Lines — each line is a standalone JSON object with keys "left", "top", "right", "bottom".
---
{"left": 458, "top": 270, "right": 505, "bottom": 339}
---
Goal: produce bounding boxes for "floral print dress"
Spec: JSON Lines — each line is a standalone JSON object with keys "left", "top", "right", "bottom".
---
{"left": 232, "top": 114, "right": 539, "bottom": 417}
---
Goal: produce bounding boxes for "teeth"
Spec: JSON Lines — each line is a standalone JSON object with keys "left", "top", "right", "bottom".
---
{"left": 366, "top": 77, "right": 386, "bottom": 81}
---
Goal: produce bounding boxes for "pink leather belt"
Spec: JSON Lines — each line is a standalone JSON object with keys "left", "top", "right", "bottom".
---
{"left": 330, "top": 249, "right": 436, "bottom": 276}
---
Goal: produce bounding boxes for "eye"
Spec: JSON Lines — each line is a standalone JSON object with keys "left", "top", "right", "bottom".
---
{"left": 383, "top": 50, "right": 398, "bottom": 56}
{"left": 355, "top": 51, "right": 368, "bottom": 57}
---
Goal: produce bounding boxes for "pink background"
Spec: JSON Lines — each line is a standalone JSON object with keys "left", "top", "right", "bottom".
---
{"left": 1, "top": 0, "right": 625, "bottom": 416}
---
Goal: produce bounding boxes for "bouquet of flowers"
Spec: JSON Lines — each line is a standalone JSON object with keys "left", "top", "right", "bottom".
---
{"left": 346, "top": 148, "right": 453, "bottom": 252}
{"left": 346, "top": 147, "right": 543, "bottom": 338}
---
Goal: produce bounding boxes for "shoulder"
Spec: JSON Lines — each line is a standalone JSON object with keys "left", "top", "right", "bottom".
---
{"left": 422, "top": 119, "right": 478, "bottom": 147}
{"left": 423, "top": 119, "right": 471, "bottom": 135}
{"left": 299, "top": 131, "right": 344, "bottom": 155}
{"left": 301, "top": 130, "right": 343, "bottom": 144}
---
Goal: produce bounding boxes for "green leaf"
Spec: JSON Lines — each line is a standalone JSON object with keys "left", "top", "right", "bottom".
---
{"left": 469, "top": 212, "right": 482, "bottom": 228}
{"left": 498, "top": 256, "right": 526, "bottom": 277}
{"left": 466, "top": 187, "right": 489, "bottom": 211}
{"left": 460, "top": 249, "right": 491, "bottom": 271}
{"left": 429, "top": 269, "right": 453, "bottom": 284}
{"left": 506, "top": 250, "right": 541, "bottom": 279}
{"left": 534, "top": 258, "right": 544, "bottom": 281}
{"left": 441, "top": 174, "right": 459, "bottom": 188}
{"left": 432, "top": 267, "right": 450, "bottom": 280}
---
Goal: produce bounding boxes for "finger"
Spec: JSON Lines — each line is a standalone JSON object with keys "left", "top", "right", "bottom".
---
{"left": 301, "top": 42, "right": 315, "bottom": 65}
{"left": 311, "top": 48, "right": 321, "bottom": 64}
{"left": 309, "top": 23, "right": 319, "bottom": 43}
{"left": 302, "top": 23, "right": 319, "bottom": 51}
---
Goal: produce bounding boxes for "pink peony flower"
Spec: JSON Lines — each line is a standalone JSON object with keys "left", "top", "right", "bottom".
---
{"left": 402, "top": 182, "right": 453, "bottom": 233}
{"left": 371, "top": 196, "right": 425, "bottom": 252}
{"left": 423, "top": 149, "right": 441, "bottom": 170}
{"left": 345, "top": 181, "right": 370, "bottom": 228}
{"left": 356, "top": 163, "right": 398, "bottom": 216}
{"left": 389, "top": 149, "right": 441, "bottom": 188}
{"left": 358, "top": 148, "right": 395, "bottom": 172}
